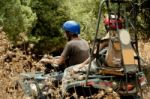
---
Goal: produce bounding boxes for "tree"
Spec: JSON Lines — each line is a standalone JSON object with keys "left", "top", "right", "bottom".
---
{"left": 0, "top": 0, "right": 69, "bottom": 55}
{"left": 137, "top": 0, "right": 150, "bottom": 39}
{"left": 29, "top": 0, "right": 69, "bottom": 54}
{"left": 61, "top": 0, "right": 104, "bottom": 41}
{"left": 0, "top": 0, "right": 37, "bottom": 43}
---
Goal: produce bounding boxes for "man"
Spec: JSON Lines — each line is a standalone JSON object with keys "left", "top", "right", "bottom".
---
{"left": 40, "top": 20, "right": 90, "bottom": 68}
{"left": 61, "top": 14, "right": 126, "bottom": 93}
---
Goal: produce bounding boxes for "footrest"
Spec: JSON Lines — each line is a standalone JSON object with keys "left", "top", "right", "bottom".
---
{"left": 99, "top": 68, "right": 124, "bottom": 76}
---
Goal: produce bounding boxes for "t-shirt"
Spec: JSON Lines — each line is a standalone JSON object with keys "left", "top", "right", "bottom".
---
{"left": 61, "top": 39, "right": 90, "bottom": 66}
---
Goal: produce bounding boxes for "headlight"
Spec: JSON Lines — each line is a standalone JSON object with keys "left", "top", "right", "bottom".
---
{"left": 119, "top": 29, "right": 131, "bottom": 45}
{"left": 30, "top": 83, "right": 38, "bottom": 96}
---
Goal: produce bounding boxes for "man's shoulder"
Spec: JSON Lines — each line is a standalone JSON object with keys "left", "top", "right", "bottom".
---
{"left": 68, "top": 39, "right": 89, "bottom": 50}
{"left": 70, "top": 39, "right": 87, "bottom": 43}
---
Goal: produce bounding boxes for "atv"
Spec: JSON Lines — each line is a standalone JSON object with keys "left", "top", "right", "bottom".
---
{"left": 17, "top": 0, "right": 147, "bottom": 99}
{"left": 59, "top": 0, "right": 147, "bottom": 98}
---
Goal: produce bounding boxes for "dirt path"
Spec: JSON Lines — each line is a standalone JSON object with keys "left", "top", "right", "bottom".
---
{"left": 0, "top": 30, "right": 39, "bottom": 99}
{"left": 0, "top": 29, "right": 150, "bottom": 99}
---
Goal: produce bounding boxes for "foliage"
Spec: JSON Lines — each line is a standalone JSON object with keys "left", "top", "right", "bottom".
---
{"left": 30, "top": 0, "right": 67, "bottom": 37}
{"left": 137, "top": 0, "right": 150, "bottom": 39}
{"left": 29, "top": 0, "right": 69, "bottom": 54}
{"left": 0, "top": 0, "right": 37, "bottom": 43}
{"left": 0, "top": 0, "right": 149, "bottom": 54}
{"left": 61, "top": 0, "right": 106, "bottom": 41}
{"left": 0, "top": 0, "right": 69, "bottom": 54}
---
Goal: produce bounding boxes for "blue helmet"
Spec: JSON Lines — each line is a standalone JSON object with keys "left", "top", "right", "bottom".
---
{"left": 63, "top": 20, "right": 80, "bottom": 34}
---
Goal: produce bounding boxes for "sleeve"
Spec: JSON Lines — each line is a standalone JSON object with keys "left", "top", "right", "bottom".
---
{"left": 61, "top": 42, "right": 72, "bottom": 60}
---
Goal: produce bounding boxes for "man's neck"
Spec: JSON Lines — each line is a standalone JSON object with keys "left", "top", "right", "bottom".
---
{"left": 71, "top": 37, "right": 80, "bottom": 40}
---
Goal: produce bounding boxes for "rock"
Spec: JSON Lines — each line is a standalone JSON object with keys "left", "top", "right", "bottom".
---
{"left": 105, "top": 87, "right": 113, "bottom": 93}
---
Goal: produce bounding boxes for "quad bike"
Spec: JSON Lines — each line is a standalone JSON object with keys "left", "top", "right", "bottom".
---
{"left": 17, "top": 0, "right": 147, "bottom": 99}
{"left": 60, "top": 0, "right": 147, "bottom": 98}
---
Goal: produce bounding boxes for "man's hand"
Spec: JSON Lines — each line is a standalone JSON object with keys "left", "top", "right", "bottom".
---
{"left": 40, "top": 58, "right": 53, "bottom": 64}
{"left": 40, "top": 57, "right": 59, "bottom": 67}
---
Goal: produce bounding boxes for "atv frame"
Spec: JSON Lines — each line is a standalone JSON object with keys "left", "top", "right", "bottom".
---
{"left": 63, "top": 0, "right": 147, "bottom": 98}
{"left": 17, "top": 0, "right": 147, "bottom": 99}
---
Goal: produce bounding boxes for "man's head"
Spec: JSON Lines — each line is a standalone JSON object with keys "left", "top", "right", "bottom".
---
{"left": 63, "top": 20, "right": 80, "bottom": 41}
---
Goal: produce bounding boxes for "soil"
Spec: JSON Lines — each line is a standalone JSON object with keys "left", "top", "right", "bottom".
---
{"left": 0, "top": 29, "right": 150, "bottom": 99}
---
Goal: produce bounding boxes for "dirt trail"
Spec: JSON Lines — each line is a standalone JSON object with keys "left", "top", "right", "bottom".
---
{"left": 0, "top": 30, "right": 39, "bottom": 99}
{"left": 0, "top": 29, "right": 150, "bottom": 99}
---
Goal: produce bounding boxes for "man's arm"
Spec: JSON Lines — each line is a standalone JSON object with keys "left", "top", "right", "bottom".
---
{"left": 40, "top": 42, "right": 70, "bottom": 66}
{"left": 40, "top": 55, "right": 65, "bottom": 66}
{"left": 53, "top": 56, "right": 65, "bottom": 65}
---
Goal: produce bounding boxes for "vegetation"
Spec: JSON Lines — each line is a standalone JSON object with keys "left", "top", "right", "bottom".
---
{"left": 0, "top": 0, "right": 149, "bottom": 54}
{"left": 0, "top": 0, "right": 150, "bottom": 98}
{"left": 0, "top": 0, "right": 37, "bottom": 42}
{"left": 137, "top": 0, "right": 150, "bottom": 39}
{"left": 0, "top": 0, "right": 69, "bottom": 55}
{"left": 61, "top": 0, "right": 101, "bottom": 40}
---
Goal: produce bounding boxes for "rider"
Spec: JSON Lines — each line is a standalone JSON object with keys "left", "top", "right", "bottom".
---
{"left": 40, "top": 20, "right": 90, "bottom": 68}
{"left": 62, "top": 14, "right": 126, "bottom": 86}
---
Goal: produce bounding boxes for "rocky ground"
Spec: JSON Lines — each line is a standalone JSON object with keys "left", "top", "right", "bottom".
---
{"left": 0, "top": 30, "right": 42, "bottom": 99}
{"left": 0, "top": 29, "right": 150, "bottom": 99}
